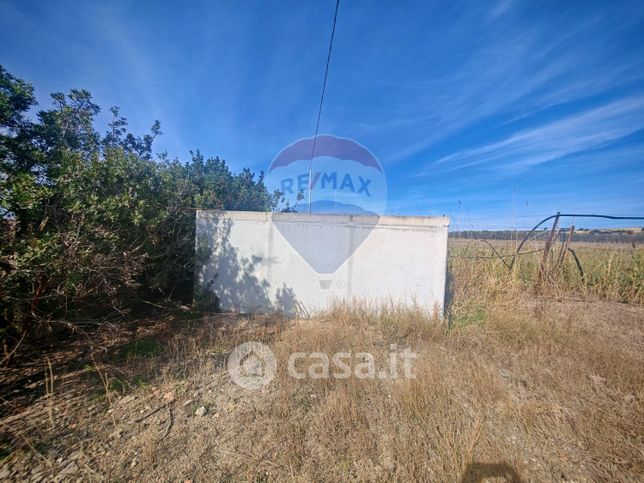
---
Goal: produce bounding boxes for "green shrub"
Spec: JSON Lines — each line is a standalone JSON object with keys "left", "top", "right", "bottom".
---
{"left": 0, "top": 66, "right": 280, "bottom": 342}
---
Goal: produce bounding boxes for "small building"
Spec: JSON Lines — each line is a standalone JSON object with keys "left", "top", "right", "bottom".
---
{"left": 195, "top": 210, "right": 449, "bottom": 316}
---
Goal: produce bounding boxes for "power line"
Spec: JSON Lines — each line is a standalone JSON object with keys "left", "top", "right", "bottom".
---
{"left": 308, "top": 0, "right": 341, "bottom": 213}
{"left": 449, "top": 213, "right": 644, "bottom": 221}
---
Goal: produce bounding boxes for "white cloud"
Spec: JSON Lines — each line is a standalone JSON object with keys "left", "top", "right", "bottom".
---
{"left": 489, "top": 0, "right": 514, "bottom": 20}
{"left": 426, "top": 96, "right": 644, "bottom": 173}
{"left": 367, "top": 6, "right": 644, "bottom": 166}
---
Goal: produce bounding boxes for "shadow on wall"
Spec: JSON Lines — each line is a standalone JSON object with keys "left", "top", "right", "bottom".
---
{"left": 195, "top": 212, "right": 304, "bottom": 316}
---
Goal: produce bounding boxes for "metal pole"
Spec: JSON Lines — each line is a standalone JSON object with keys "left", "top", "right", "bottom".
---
{"left": 537, "top": 212, "right": 560, "bottom": 286}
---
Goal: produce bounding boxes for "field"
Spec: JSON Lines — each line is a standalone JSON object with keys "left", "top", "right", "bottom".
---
{"left": 1, "top": 240, "right": 642, "bottom": 481}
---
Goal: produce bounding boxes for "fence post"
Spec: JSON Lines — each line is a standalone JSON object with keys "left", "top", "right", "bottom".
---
{"left": 556, "top": 225, "right": 575, "bottom": 270}
{"left": 537, "top": 212, "right": 560, "bottom": 287}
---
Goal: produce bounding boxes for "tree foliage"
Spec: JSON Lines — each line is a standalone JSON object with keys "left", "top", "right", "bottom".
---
{"left": 0, "top": 66, "right": 279, "bottom": 335}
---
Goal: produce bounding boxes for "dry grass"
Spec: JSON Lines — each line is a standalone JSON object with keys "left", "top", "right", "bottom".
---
{"left": 1, "top": 241, "right": 643, "bottom": 482}
{"left": 448, "top": 239, "right": 643, "bottom": 306}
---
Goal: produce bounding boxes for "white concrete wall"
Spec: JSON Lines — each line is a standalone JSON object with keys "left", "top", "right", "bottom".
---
{"left": 195, "top": 211, "right": 449, "bottom": 316}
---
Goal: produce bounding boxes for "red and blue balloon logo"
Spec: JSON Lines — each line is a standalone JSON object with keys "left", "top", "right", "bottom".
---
{"left": 266, "top": 135, "right": 387, "bottom": 277}
{"left": 266, "top": 134, "right": 387, "bottom": 216}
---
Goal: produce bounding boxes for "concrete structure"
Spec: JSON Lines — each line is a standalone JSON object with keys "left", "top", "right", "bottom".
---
{"left": 195, "top": 210, "right": 449, "bottom": 316}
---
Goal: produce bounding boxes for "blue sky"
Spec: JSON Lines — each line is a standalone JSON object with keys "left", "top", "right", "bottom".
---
{"left": 1, "top": 0, "right": 643, "bottom": 229}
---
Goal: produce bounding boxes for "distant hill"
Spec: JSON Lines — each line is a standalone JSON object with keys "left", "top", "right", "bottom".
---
{"left": 449, "top": 227, "right": 644, "bottom": 243}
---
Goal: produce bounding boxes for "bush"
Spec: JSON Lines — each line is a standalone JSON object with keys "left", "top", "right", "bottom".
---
{"left": 0, "top": 66, "right": 279, "bottom": 342}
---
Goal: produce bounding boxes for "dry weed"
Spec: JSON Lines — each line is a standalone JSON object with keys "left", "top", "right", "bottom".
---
{"left": 1, "top": 242, "right": 642, "bottom": 481}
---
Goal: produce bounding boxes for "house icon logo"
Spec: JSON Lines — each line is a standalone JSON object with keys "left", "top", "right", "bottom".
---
{"left": 227, "top": 341, "right": 277, "bottom": 389}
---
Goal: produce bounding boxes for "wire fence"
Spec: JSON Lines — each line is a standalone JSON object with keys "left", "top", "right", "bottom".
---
{"left": 445, "top": 212, "right": 644, "bottom": 305}
{"left": 448, "top": 212, "right": 644, "bottom": 274}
